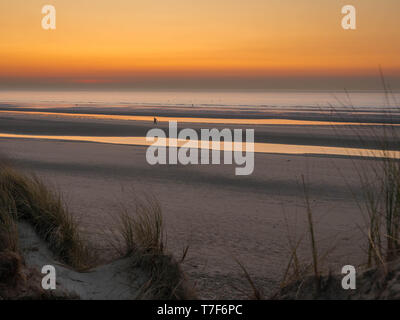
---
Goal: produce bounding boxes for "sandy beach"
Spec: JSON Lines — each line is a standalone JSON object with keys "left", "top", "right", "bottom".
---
{"left": 1, "top": 105, "right": 396, "bottom": 299}
{"left": 2, "top": 0, "right": 400, "bottom": 308}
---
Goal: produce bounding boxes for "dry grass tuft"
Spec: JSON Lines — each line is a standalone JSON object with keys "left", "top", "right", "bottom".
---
{"left": 233, "top": 257, "right": 264, "bottom": 300}
{"left": 276, "top": 175, "right": 336, "bottom": 299}
{"left": 0, "top": 162, "right": 93, "bottom": 270}
{"left": 0, "top": 198, "right": 19, "bottom": 253}
{"left": 112, "top": 195, "right": 196, "bottom": 300}
{"left": 116, "top": 195, "right": 164, "bottom": 257}
{"left": 338, "top": 77, "right": 400, "bottom": 268}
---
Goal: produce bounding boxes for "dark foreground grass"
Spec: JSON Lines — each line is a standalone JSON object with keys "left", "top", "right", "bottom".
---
{"left": 113, "top": 196, "right": 196, "bottom": 300}
{"left": 0, "top": 195, "right": 21, "bottom": 289}
{"left": 0, "top": 163, "right": 195, "bottom": 300}
{"left": 0, "top": 195, "right": 19, "bottom": 254}
{"left": 0, "top": 162, "right": 94, "bottom": 299}
{"left": 0, "top": 162, "right": 93, "bottom": 270}
{"left": 276, "top": 77, "right": 400, "bottom": 299}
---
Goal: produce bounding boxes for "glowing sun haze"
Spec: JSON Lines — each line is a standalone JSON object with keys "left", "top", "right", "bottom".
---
{"left": 1, "top": 0, "right": 400, "bottom": 90}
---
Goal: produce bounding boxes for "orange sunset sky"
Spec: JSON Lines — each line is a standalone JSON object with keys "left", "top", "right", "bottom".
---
{"left": 1, "top": 0, "right": 399, "bottom": 90}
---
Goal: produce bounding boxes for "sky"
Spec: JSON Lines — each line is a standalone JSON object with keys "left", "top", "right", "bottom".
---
{"left": 1, "top": 0, "right": 400, "bottom": 90}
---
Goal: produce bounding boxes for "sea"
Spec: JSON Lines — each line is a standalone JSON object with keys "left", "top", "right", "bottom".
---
{"left": 0, "top": 90, "right": 399, "bottom": 110}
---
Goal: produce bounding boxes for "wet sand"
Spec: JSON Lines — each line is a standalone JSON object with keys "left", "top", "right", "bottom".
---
{"left": 1, "top": 106, "right": 400, "bottom": 150}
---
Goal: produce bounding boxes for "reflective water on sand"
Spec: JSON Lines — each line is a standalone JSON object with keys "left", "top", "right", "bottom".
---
{"left": 1, "top": 133, "right": 399, "bottom": 159}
